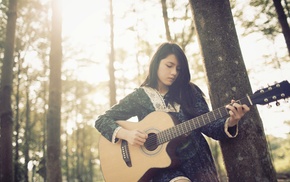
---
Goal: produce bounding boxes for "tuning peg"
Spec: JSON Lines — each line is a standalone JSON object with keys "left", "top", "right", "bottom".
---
{"left": 276, "top": 101, "right": 280, "bottom": 106}
{"left": 267, "top": 104, "right": 272, "bottom": 108}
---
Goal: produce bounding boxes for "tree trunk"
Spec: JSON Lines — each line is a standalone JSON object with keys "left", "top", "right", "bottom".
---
{"left": 65, "top": 129, "right": 70, "bottom": 182}
{"left": 189, "top": 0, "right": 277, "bottom": 181}
{"left": 14, "top": 53, "right": 21, "bottom": 182}
{"left": 273, "top": 0, "right": 290, "bottom": 57}
{"left": 109, "top": 0, "right": 117, "bottom": 106}
{"left": 0, "top": 0, "right": 17, "bottom": 181}
{"left": 24, "top": 88, "right": 30, "bottom": 182}
{"left": 46, "top": 0, "right": 62, "bottom": 181}
{"left": 161, "top": 0, "right": 172, "bottom": 42}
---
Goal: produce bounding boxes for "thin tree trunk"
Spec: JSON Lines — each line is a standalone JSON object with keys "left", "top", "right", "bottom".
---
{"left": 14, "top": 53, "right": 21, "bottom": 182}
{"left": 46, "top": 0, "right": 63, "bottom": 181}
{"left": 273, "top": 0, "right": 290, "bottom": 56}
{"left": 189, "top": 0, "right": 277, "bottom": 181}
{"left": 161, "top": 0, "right": 172, "bottom": 42}
{"left": 76, "top": 127, "right": 81, "bottom": 181}
{"left": 0, "top": 0, "right": 17, "bottom": 181}
{"left": 109, "top": 0, "right": 116, "bottom": 106}
{"left": 24, "top": 88, "right": 30, "bottom": 182}
{"left": 41, "top": 64, "right": 48, "bottom": 182}
{"left": 65, "top": 129, "right": 70, "bottom": 182}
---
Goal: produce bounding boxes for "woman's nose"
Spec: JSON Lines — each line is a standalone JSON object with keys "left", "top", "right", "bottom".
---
{"left": 171, "top": 68, "right": 178, "bottom": 75}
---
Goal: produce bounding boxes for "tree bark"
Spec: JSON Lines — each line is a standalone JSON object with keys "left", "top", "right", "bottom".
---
{"left": 0, "top": 0, "right": 17, "bottom": 181}
{"left": 273, "top": 0, "right": 290, "bottom": 57}
{"left": 46, "top": 0, "right": 62, "bottom": 181}
{"left": 189, "top": 0, "right": 277, "bottom": 181}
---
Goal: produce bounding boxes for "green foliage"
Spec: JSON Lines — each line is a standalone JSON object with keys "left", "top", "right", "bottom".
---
{"left": 62, "top": 124, "right": 103, "bottom": 181}
{"left": 267, "top": 121, "right": 290, "bottom": 173}
{"left": 232, "top": 0, "right": 282, "bottom": 38}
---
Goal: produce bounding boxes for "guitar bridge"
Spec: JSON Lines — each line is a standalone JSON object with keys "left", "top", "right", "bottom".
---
{"left": 121, "top": 140, "right": 132, "bottom": 167}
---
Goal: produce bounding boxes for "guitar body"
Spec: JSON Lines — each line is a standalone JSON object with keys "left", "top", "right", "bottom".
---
{"left": 98, "top": 111, "right": 183, "bottom": 182}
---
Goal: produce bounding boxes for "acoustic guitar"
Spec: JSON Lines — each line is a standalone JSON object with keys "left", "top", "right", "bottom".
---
{"left": 98, "top": 80, "right": 290, "bottom": 182}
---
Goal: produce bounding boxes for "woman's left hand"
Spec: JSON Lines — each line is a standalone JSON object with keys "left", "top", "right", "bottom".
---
{"left": 226, "top": 100, "right": 250, "bottom": 127}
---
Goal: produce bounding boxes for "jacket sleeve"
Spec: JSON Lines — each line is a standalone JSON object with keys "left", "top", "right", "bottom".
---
{"left": 193, "top": 87, "right": 238, "bottom": 140}
{"left": 95, "top": 89, "right": 142, "bottom": 142}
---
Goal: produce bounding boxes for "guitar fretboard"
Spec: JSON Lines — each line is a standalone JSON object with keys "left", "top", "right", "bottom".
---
{"left": 156, "top": 96, "right": 252, "bottom": 145}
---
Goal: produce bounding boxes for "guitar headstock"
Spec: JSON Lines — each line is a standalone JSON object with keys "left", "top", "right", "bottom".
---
{"left": 251, "top": 80, "right": 290, "bottom": 106}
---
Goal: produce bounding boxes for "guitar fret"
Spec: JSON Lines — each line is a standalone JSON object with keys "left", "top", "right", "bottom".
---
{"left": 170, "top": 128, "right": 174, "bottom": 140}
{"left": 212, "top": 110, "right": 217, "bottom": 120}
{"left": 175, "top": 127, "right": 179, "bottom": 137}
{"left": 165, "top": 131, "right": 168, "bottom": 142}
{"left": 167, "top": 129, "right": 172, "bottom": 140}
{"left": 208, "top": 112, "right": 212, "bottom": 121}
{"left": 180, "top": 124, "right": 184, "bottom": 134}
{"left": 167, "top": 129, "right": 172, "bottom": 141}
{"left": 158, "top": 132, "right": 163, "bottom": 144}
{"left": 181, "top": 124, "right": 186, "bottom": 134}
{"left": 165, "top": 129, "right": 169, "bottom": 141}
{"left": 202, "top": 114, "right": 206, "bottom": 125}
{"left": 172, "top": 128, "right": 176, "bottom": 138}
{"left": 157, "top": 133, "right": 161, "bottom": 144}
{"left": 176, "top": 125, "right": 180, "bottom": 136}
{"left": 161, "top": 131, "right": 165, "bottom": 143}
{"left": 206, "top": 113, "right": 210, "bottom": 123}
{"left": 169, "top": 130, "right": 173, "bottom": 140}
{"left": 192, "top": 118, "right": 196, "bottom": 127}
{"left": 165, "top": 130, "right": 169, "bottom": 141}
{"left": 208, "top": 112, "right": 215, "bottom": 121}
{"left": 177, "top": 126, "right": 181, "bottom": 136}
{"left": 158, "top": 132, "right": 162, "bottom": 144}
{"left": 183, "top": 122, "right": 187, "bottom": 133}
{"left": 190, "top": 120, "right": 194, "bottom": 130}
{"left": 171, "top": 129, "right": 174, "bottom": 139}
{"left": 185, "top": 122, "right": 190, "bottom": 133}
{"left": 197, "top": 119, "right": 201, "bottom": 128}
{"left": 194, "top": 116, "right": 203, "bottom": 128}
{"left": 184, "top": 123, "right": 188, "bottom": 133}
{"left": 186, "top": 121, "right": 192, "bottom": 133}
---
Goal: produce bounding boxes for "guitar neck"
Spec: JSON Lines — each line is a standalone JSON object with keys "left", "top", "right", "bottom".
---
{"left": 156, "top": 95, "right": 252, "bottom": 144}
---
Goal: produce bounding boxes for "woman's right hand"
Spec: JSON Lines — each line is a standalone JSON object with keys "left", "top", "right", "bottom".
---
{"left": 116, "top": 128, "right": 148, "bottom": 146}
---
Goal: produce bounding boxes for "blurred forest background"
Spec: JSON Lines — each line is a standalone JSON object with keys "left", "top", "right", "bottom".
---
{"left": 0, "top": 0, "right": 290, "bottom": 181}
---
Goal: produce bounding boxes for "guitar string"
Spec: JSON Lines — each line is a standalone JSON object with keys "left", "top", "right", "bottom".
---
{"left": 143, "top": 105, "right": 236, "bottom": 148}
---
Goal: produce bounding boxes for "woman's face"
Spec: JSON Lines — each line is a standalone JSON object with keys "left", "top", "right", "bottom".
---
{"left": 157, "top": 54, "right": 180, "bottom": 90}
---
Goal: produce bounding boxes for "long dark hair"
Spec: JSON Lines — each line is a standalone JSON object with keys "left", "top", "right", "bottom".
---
{"left": 141, "top": 42, "right": 203, "bottom": 117}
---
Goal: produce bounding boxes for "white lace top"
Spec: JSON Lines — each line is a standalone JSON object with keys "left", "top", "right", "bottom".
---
{"left": 142, "top": 86, "right": 180, "bottom": 113}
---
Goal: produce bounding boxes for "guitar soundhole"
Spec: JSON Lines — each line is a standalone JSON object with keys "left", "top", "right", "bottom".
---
{"left": 144, "top": 133, "right": 158, "bottom": 151}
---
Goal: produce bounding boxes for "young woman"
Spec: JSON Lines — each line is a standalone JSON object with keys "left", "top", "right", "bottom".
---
{"left": 95, "top": 42, "right": 250, "bottom": 182}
